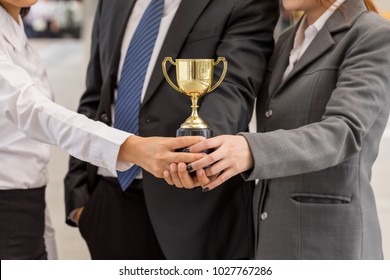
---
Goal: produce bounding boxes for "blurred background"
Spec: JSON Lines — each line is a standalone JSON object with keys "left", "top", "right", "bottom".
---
{"left": 24, "top": 0, "right": 83, "bottom": 39}
{"left": 24, "top": 0, "right": 390, "bottom": 259}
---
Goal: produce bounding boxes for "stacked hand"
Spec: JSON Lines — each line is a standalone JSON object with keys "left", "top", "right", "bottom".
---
{"left": 75, "top": 135, "right": 253, "bottom": 224}
{"left": 73, "top": 135, "right": 206, "bottom": 225}
{"left": 118, "top": 135, "right": 206, "bottom": 178}
{"left": 163, "top": 135, "right": 254, "bottom": 190}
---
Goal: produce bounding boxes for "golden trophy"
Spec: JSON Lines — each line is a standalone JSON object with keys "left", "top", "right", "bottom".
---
{"left": 162, "top": 57, "right": 227, "bottom": 139}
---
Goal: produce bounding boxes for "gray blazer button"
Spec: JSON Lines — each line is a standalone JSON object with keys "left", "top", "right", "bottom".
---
{"left": 101, "top": 113, "right": 109, "bottom": 123}
{"left": 265, "top": 110, "right": 273, "bottom": 118}
{"left": 260, "top": 212, "right": 268, "bottom": 220}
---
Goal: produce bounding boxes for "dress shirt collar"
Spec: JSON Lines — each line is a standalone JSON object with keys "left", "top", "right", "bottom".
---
{"left": 283, "top": 0, "right": 346, "bottom": 82}
{"left": 0, "top": 5, "right": 27, "bottom": 51}
{"left": 297, "top": 0, "right": 346, "bottom": 42}
{"left": 312, "top": 0, "right": 346, "bottom": 31}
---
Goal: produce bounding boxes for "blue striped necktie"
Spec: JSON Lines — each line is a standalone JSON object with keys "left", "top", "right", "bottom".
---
{"left": 115, "top": 0, "right": 165, "bottom": 191}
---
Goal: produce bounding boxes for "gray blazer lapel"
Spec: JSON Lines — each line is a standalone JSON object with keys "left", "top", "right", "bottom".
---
{"left": 142, "top": 0, "right": 212, "bottom": 106}
{"left": 281, "top": 28, "right": 335, "bottom": 86}
{"left": 268, "top": 26, "right": 297, "bottom": 96}
{"left": 272, "top": 0, "right": 366, "bottom": 96}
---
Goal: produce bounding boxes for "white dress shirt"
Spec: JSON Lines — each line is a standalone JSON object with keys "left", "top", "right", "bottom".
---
{"left": 98, "top": 0, "right": 182, "bottom": 177}
{"left": 282, "top": 0, "right": 346, "bottom": 81}
{"left": 0, "top": 6, "right": 131, "bottom": 190}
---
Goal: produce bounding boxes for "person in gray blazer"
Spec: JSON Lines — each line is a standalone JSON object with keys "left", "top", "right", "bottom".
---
{"left": 166, "top": 0, "right": 390, "bottom": 259}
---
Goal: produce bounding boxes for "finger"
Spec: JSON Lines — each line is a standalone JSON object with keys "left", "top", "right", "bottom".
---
{"left": 169, "top": 136, "right": 205, "bottom": 150}
{"left": 196, "top": 169, "right": 211, "bottom": 187}
{"left": 204, "top": 159, "right": 230, "bottom": 177}
{"left": 169, "top": 163, "right": 184, "bottom": 188}
{"left": 177, "top": 163, "right": 198, "bottom": 188}
{"left": 163, "top": 170, "right": 174, "bottom": 185}
{"left": 205, "top": 169, "right": 236, "bottom": 189}
{"left": 188, "top": 137, "right": 222, "bottom": 153}
{"left": 171, "top": 152, "right": 205, "bottom": 164}
{"left": 187, "top": 150, "right": 224, "bottom": 171}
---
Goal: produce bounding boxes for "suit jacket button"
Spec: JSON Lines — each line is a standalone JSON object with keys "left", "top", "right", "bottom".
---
{"left": 260, "top": 212, "right": 268, "bottom": 220}
{"left": 265, "top": 110, "right": 273, "bottom": 118}
{"left": 101, "top": 113, "right": 109, "bottom": 123}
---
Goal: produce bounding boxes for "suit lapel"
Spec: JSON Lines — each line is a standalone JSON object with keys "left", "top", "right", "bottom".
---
{"left": 271, "top": 0, "right": 366, "bottom": 96}
{"left": 98, "top": 0, "right": 135, "bottom": 116}
{"left": 268, "top": 25, "right": 297, "bottom": 96}
{"left": 142, "top": 0, "right": 212, "bottom": 106}
{"left": 101, "top": 0, "right": 135, "bottom": 116}
{"left": 270, "top": 21, "right": 335, "bottom": 97}
{"left": 107, "top": 0, "right": 136, "bottom": 83}
{"left": 281, "top": 28, "right": 335, "bottom": 87}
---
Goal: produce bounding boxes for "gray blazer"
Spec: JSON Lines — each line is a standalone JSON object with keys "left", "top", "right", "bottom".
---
{"left": 242, "top": 0, "right": 390, "bottom": 259}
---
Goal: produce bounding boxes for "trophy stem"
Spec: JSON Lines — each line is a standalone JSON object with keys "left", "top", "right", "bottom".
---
{"left": 181, "top": 92, "right": 208, "bottom": 129}
{"left": 176, "top": 92, "right": 213, "bottom": 148}
{"left": 190, "top": 93, "right": 199, "bottom": 119}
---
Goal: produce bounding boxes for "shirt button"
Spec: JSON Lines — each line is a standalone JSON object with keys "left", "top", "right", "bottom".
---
{"left": 260, "top": 212, "right": 268, "bottom": 220}
{"left": 265, "top": 110, "right": 273, "bottom": 118}
{"left": 101, "top": 113, "right": 109, "bottom": 123}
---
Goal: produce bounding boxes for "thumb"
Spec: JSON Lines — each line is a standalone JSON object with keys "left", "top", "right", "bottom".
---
{"left": 169, "top": 136, "right": 205, "bottom": 149}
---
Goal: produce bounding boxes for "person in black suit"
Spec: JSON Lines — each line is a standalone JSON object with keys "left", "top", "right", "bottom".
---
{"left": 64, "top": 0, "right": 279, "bottom": 259}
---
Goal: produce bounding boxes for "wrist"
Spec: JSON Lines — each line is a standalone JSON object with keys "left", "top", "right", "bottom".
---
{"left": 118, "top": 135, "right": 141, "bottom": 163}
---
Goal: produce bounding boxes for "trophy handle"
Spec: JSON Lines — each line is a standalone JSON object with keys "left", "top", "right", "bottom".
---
{"left": 209, "top": 57, "right": 228, "bottom": 92}
{"left": 162, "top": 57, "right": 182, "bottom": 92}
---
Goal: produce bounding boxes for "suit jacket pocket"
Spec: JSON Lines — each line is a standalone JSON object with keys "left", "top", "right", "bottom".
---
{"left": 186, "top": 28, "right": 217, "bottom": 44}
{"left": 290, "top": 192, "right": 351, "bottom": 204}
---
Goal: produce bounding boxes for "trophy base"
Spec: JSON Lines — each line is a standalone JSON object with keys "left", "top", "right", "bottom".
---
{"left": 176, "top": 128, "right": 213, "bottom": 138}
{"left": 176, "top": 128, "right": 213, "bottom": 154}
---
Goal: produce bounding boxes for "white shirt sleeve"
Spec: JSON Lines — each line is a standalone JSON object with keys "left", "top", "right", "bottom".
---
{"left": 0, "top": 50, "right": 132, "bottom": 176}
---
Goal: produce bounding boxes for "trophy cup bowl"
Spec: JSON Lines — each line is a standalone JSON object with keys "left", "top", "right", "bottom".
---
{"left": 162, "top": 57, "right": 228, "bottom": 140}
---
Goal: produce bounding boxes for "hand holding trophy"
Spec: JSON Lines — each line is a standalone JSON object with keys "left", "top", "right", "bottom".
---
{"left": 162, "top": 57, "right": 228, "bottom": 141}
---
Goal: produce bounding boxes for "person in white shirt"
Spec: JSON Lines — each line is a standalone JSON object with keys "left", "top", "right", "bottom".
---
{"left": 0, "top": 0, "right": 202, "bottom": 260}
{"left": 167, "top": 0, "right": 390, "bottom": 259}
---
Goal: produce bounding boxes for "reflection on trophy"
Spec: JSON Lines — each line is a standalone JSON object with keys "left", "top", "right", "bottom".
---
{"left": 162, "top": 57, "right": 227, "bottom": 138}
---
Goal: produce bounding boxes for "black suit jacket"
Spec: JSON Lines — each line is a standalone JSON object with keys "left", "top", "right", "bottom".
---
{"left": 64, "top": 0, "right": 279, "bottom": 259}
